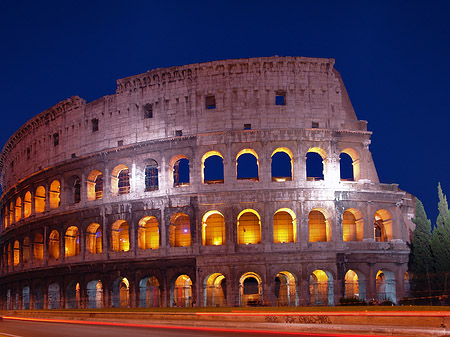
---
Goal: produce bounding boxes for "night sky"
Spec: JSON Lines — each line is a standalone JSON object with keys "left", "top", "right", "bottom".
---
{"left": 1, "top": 1, "right": 449, "bottom": 224}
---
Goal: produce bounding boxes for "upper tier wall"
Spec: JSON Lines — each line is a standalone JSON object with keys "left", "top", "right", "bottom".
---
{"left": 0, "top": 56, "right": 365, "bottom": 192}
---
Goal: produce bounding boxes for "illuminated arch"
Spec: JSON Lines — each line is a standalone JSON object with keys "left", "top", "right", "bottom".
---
{"left": 86, "top": 223, "right": 102, "bottom": 254}
{"left": 24, "top": 192, "right": 32, "bottom": 218}
{"left": 236, "top": 149, "right": 259, "bottom": 181}
{"left": 111, "top": 164, "right": 130, "bottom": 195}
{"left": 271, "top": 147, "right": 294, "bottom": 181}
{"left": 112, "top": 277, "right": 129, "bottom": 308}
{"left": 35, "top": 186, "right": 46, "bottom": 213}
{"left": 13, "top": 240, "right": 19, "bottom": 266}
{"left": 202, "top": 210, "right": 225, "bottom": 246}
{"left": 374, "top": 209, "right": 393, "bottom": 241}
{"left": 14, "top": 197, "right": 22, "bottom": 222}
{"left": 275, "top": 271, "right": 297, "bottom": 306}
{"left": 144, "top": 160, "right": 159, "bottom": 191}
{"left": 341, "top": 148, "right": 360, "bottom": 181}
{"left": 111, "top": 220, "right": 130, "bottom": 252}
{"left": 376, "top": 269, "right": 396, "bottom": 303}
{"left": 169, "top": 155, "right": 190, "bottom": 187}
{"left": 49, "top": 180, "right": 61, "bottom": 209}
{"left": 172, "top": 274, "right": 192, "bottom": 307}
{"left": 203, "top": 273, "right": 226, "bottom": 307}
{"left": 237, "top": 209, "right": 261, "bottom": 245}
{"left": 87, "top": 280, "right": 103, "bottom": 308}
{"left": 33, "top": 233, "right": 44, "bottom": 261}
{"left": 87, "top": 170, "right": 103, "bottom": 200}
{"left": 343, "top": 208, "right": 364, "bottom": 242}
{"left": 239, "top": 272, "right": 263, "bottom": 306}
{"left": 139, "top": 276, "right": 160, "bottom": 307}
{"left": 306, "top": 147, "right": 327, "bottom": 181}
{"left": 48, "top": 230, "right": 60, "bottom": 260}
{"left": 65, "top": 281, "right": 81, "bottom": 309}
{"left": 138, "top": 216, "right": 159, "bottom": 250}
{"left": 308, "top": 208, "right": 331, "bottom": 242}
{"left": 273, "top": 208, "right": 297, "bottom": 243}
{"left": 22, "top": 237, "right": 30, "bottom": 263}
{"left": 344, "top": 269, "right": 366, "bottom": 300}
{"left": 202, "top": 151, "right": 224, "bottom": 184}
{"left": 65, "top": 226, "right": 80, "bottom": 257}
{"left": 169, "top": 213, "right": 191, "bottom": 247}
{"left": 309, "top": 269, "right": 334, "bottom": 306}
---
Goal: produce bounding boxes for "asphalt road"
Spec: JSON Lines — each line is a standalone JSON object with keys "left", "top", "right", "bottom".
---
{"left": 0, "top": 319, "right": 346, "bottom": 337}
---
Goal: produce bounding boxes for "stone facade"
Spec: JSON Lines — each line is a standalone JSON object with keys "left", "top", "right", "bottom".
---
{"left": 0, "top": 56, "right": 414, "bottom": 309}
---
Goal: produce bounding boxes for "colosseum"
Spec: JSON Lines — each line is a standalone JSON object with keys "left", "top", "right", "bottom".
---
{"left": 0, "top": 56, "right": 415, "bottom": 310}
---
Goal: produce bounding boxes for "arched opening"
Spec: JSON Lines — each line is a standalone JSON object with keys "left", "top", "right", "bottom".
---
{"left": 271, "top": 148, "right": 293, "bottom": 182}
{"left": 112, "top": 277, "right": 129, "bottom": 308}
{"left": 240, "top": 272, "right": 262, "bottom": 306}
{"left": 173, "top": 157, "right": 190, "bottom": 187}
{"left": 65, "top": 282, "right": 81, "bottom": 309}
{"left": 273, "top": 208, "right": 296, "bottom": 243}
{"left": 309, "top": 270, "right": 334, "bottom": 306}
{"left": 204, "top": 273, "right": 226, "bottom": 307}
{"left": 24, "top": 192, "right": 32, "bottom": 218}
{"left": 341, "top": 148, "right": 360, "bottom": 181}
{"left": 87, "top": 170, "right": 103, "bottom": 200}
{"left": 73, "top": 178, "right": 81, "bottom": 204}
{"left": 86, "top": 223, "right": 102, "bottom": 254}
{"left": 145, "top": 160, "right": 159, "bottom": 191}
{"left": 374, "top": 209, "right": 393, "bottom": 242}
{"left": 48, "top": 282, "right": 60, "bottom": 309}
{"left": 7, "top": 243, "right": 11, "bottom": 266}
{"left": 237, "top": 209, "right": 261, "bottom": 245}
{"left": 306, "top": 147, "right": 326, "bottom": 181}
{"left": 15, "top": 197, "right": 22, "bottom": 222}
{"left": 202, "top": 211, "right": 225, "bottom": 246}
{"left": 169, "top": 213, "right": 191, "bottom": 247}
{"left": 343, "top": 209, "right": 364, "bottom": 242}
{"left": 404, "top": 272, "right": 411, "bottom": 298}
{"left": 48, "top": 230, "right": 60, "bottom": 260}
{"left": 35, "top": 186, "right": 46, "bottom": 213}
{"left": 138, "top": 216, "right": 159, "bottom": 250}
{"left": 8, "top": 202, "right": 13, "bottom": 225}
{"left": 111, "top": 220, "right": 130, "bottom": 252}
{"left": 344, "top": 269, "right": 366, "bottom": 300}
{"left": 376, "top": 270, "right": 396, "bottom": 303}
{"left": 13, "top": 240, "right": 19, "bottom": 266}
{"left": 111, "top": 164, "right": 130, "bottom": 195}
{"left": 22, "top": 286, "right": 30, "bottom": 310}
{"left": 236, "top": 149, "right": 259, "bottom": 181}
{"left": 202, "top": 151, "right": 224, "bottom": 184}
{"left": 23, "top": 237, "right": 30, "bottom": 263}
{"left": 65, "top": 226, "right": 80, "bottom": 257}
{"left": 87, "top": 280, "right": 103, "bottom": 309}
{"left": 275, "top": 271, "right": 297, "bottom": 306}
{"left": 172, "top": 275, "right": 192, "bottom": 307}
{"left": 33, "top": 283, "right": 44, "bottom": 309}
{"left": 308, "top": 209, "right": 331, "bottom": 242}
{"left": 33, "top": 233, "right": 44, "bottom": 261}
{"left": 139, "top": 276, "right": 160, "bottom": 307}
{"left": 49, "top": 180, "right": 61, "bottom": 209}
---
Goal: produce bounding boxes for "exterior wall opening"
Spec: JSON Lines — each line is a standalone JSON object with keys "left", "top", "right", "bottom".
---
{"left": 24, "top": 192, "right": 31, "bottom": 218}
{"left": 138, "top": 216, "right": 159, "bottom": 249}
{"left": 376, "top": 269, "right": 396, "bottom": 303}
{"left": 237, "top": 209, "right": 261, "bottom": 245}
{"left": 306, "top": 152, "right": 324, "bottom": 181}
{"left": 339, "top": 153, "right": 354, "bottom": 181}
{"left": 309, "top": 270, "right": 333, "bottom": 306}
{"left": 145, "top": 160, "right": 159, "bottom": 191}
{"left": 111, "top": 220, "right": 130, "bottom": 252}
{"left": 204, "top": 273, "right": 226, "bottom": 307}
{"left": 172, "top": 275, "right": 192, "bottom": 307}
{"left": 139, "top": 276, "right": 160, "bottom": 307}
{"left": 374, "top": 209, "right": 393, "bottom": 242}
{"left": 22, "top": 237, "right": 30, "bottom": 263}
{"left": 13, "top": 240, "right": 19, "bottom": 266}
{"left": 33, "top": 283, "right": 44, "bottom": 309}
{"left": 112, "top": 277, "right": 129, "bottom": 308}
{"left": 86, "top": 223, "right": 102, "bottom": 254}
{"left": 111, "top": 165, "right": 130, "bottom": 195}
{"left": 15, "top": 197, "right": 22, "bottom": 222}
{"left": 35, "top": 186, "right": 46, "bottom": 213}
{"left": 202, "top": 211, "right": 225, "bottom": 246}
{"left": 344, "top": 269, "right": 366, "bottom": 300}
{"left": 22, "top": 286, "right": 30, "bottom": 310}
{"left": 173, "top": 158, "right": 190, "bottom": 187}
{"left": 273, "top": 208, "right": 296, "bottom": 243}
{"left": 49, "top": 180, "right": 60, "bottom": 209}
{"left": 308, "top": 209, "right": 331, "bottom": 242}
{"left": 240, "top": 272, "right": 262, "bottom": 306}
{"left": 65, "top": 226, "right": 80, "bottom": 257}
{"left": 48, "top": 282, "right": 60, "bottom": 309}
{"left": 87, "top": 170, "right": 103, "bottom": 200}
{"left": 275, "top": 271, "right": 297, "bottom": 306}
{"left": 236, "top": 150, "right": 259, "bottom": 181}
{"left": 87, "top": 280, "right": 103, "bottom": 308}
{"left": 49, "top": 230, "right": 60, "bottom": 260}
{"left": 271, "top": 148, "right": 293, "bottom": 181}
{"left": 202, "top": 152, "right": 224, "bottom": 184}
{"left": 169, "top": 213, "right": 191, "bottom": 247}
{"left": 33, "top": 233, "right": 44, "bottom": 261}
{"left": 65, "top": 282, "right": 80, "bottom": 309}
{"left": 343, "top": 209, "right": 364, "bottom": 242}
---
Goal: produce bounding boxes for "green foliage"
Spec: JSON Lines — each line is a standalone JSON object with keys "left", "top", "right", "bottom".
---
{"left": 431, "top": 183, "right": 450, "bottom": 274}
{"left": 411, "top": 198, "right": 433, "bottom": 275}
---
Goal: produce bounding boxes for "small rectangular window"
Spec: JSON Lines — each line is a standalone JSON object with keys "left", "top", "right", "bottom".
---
{"left": 175, "top": 130, "right": 183, "bottom": 136}
{"left": 244, "top": 124, "right": 251, "bottom": 130}
{"left": 27, "top": 147, "right": 31, "bottom": 160}
{"left": 275, "top": 91, "right": 286, "bottom": 106}
{"left": 71, "top": 153, "right": 76, "bottom": 158}
{"left": 205, "top": 95, "right": 216, "bottom": 109}
{"left": 53, "top": 133, "right": 59, "bottom": 146}
{"left": 92, "top": 118, "right": 99, "bottom": 132}
{"left": 144, "top": 103, "right": 153, "bottom": 118}
{"left": 312, "top": 122, "right": 319, "bottom": 129}
{"left": 118, "top": 140, "right": 124, "bottom": 147}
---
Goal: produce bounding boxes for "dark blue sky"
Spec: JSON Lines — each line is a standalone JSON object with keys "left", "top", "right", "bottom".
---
{"left": 1, "top": 0, "right": 449, "bottom": 224}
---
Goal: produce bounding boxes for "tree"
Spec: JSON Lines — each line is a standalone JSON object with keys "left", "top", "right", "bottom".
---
{"left": 431, "top": 183, "right": 450, "bottom": 275}
{"left": 411, "top": 198, "right": 433, "bottom": 275}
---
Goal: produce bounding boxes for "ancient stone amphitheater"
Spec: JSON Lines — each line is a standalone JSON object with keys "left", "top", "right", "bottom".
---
{"left": 0, "top": 56, "right": 414, "bottom": 309}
